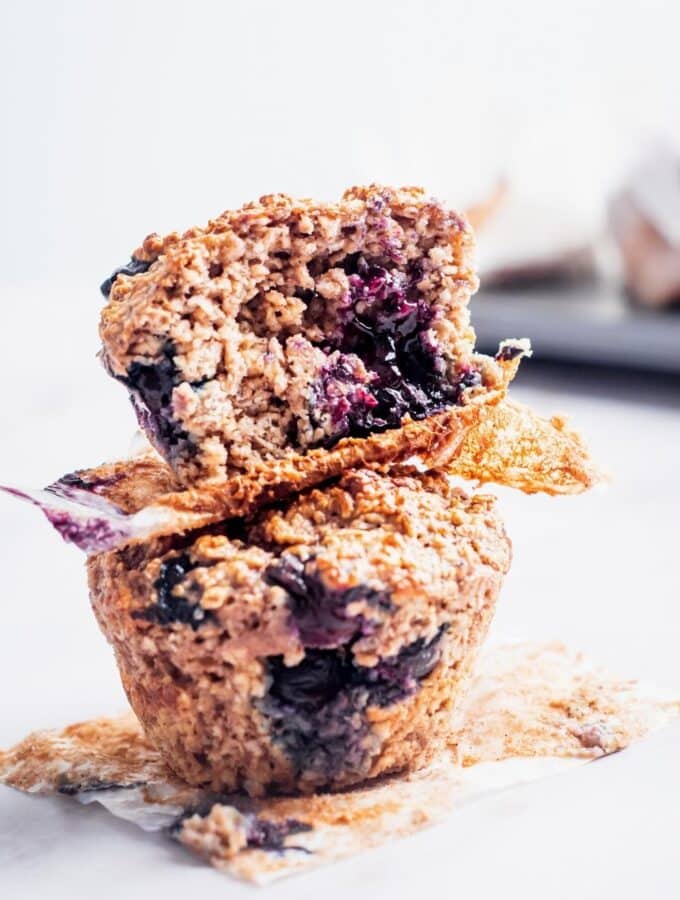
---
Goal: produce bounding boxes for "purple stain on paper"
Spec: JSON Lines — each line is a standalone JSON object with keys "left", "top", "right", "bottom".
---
{"left": 41, "top": 507, "right": 130, "bottom": 553}
{"left": 0, "top": 485, "right": 133, "bottom": 553}
{"left": 51, "top": 470, "right": 125, "bottom": 499}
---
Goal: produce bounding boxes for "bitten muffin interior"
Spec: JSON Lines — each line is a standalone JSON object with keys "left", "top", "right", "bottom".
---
{"left": 99, "top": 186, "right": 507, "bottom": 483}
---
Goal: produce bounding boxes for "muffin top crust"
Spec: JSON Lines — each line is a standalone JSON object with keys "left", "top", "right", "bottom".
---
{"left": 100, "top": 467, "right": 510, "bottom": 668}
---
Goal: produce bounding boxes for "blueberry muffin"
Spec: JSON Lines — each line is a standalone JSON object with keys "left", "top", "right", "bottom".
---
{"left": 87, "top": 467, "right": 511, "bottom": 795}
{"left": 99, "top": 184, "right": 525, "bottom": 487}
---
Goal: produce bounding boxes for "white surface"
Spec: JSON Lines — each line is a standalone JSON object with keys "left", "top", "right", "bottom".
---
{"left": 1, "top": 281, "right": 679, "bottom": 896}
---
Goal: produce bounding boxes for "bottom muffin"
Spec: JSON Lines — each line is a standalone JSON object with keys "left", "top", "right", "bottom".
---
{"left": 88, "top": 468, "right": 511, "bottom": 795}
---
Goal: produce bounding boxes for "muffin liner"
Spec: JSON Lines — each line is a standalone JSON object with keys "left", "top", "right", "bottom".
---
{"left": 2, "top": 640, "right": 677, "bottom": 884}
{"left": 0, "top": 396, "right": 600, "bottom": 554}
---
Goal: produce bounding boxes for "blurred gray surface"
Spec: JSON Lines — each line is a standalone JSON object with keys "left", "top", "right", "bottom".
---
{"left": 475, "top": 285, "right": 680, "bottom": 372}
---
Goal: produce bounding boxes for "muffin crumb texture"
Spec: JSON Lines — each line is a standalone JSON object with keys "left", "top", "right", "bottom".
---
{"left": 100, "top": 185, "right": 517, "bottom": 485}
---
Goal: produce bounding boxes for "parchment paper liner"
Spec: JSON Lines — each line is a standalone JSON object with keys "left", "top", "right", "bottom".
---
{"left": 2, "top": 641, "right": 677, "bottom": 884}
{"left": 0, "top": 397, "right": 600, "bottom": 554}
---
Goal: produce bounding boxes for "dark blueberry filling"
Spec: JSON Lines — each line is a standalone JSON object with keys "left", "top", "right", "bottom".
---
{"left": 310, "top": 354, "right": 378, "bottom": 438}
{"left": 245, "top": 816, "right": 312, "bottom": 853}
{"left": 54, "top": 471, "right": 121, "bottom": 491}
{"left": 265, "top": 555, "right": 393, "bottom": 649}
{"left": 133, "top": 553, "right": 212, "bottom": 629}
{"left": 100, "top": 256, "right": 152, "bottom": 298}
{"left": 495, "top": 341, "right": 526, "bottom": 362}
{"left": 57, "top": 778, "right": 143, "bottom": 796}
{"left": 260, "top": 627, "right": 446, "bottom": 778}
{"left": 103, "top": 251, "right": 480, "bottom": 459}
{"left": 312, "top": 255, "right": 481, "bottom": 446}
{"left": 117, "top": 343, "right": 204, "bottom": 462}
{"left": 171, "top": 806, "right": 312, "bottom": 855}
{"left": 360, "top": 628, "right": 448, "bottom": 706}
{"left": 48, "top": 469, "right": 125, "bottom": 500}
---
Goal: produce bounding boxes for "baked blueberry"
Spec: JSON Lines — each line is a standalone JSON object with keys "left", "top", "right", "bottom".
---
{"left": 115, "top": 344, "right": 210, "bottom": 464}
{"left": 100, "top": 256, "right": 152, "bottom": 298}
{"left": 132, "top": 553, "right": 211, "bottom": 629}
{"left": 264, "top": 554, "right": 392, "bottom": 648}
{"left": 261, "top": 629, "right": 446, "bottom": 780}
{"left": 244, "top": 816, "right": 312, "bottom": 852}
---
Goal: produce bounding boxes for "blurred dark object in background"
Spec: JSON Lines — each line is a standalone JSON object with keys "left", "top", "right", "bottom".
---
{"left": 470, "top": 149, "right": 680, "bottom": 374}
{"left": 472, "top": 185, "right": 597, "bottom": 291}
{"left": 481, "top": 247, "right": 595, "bottom": 291}
{"left": 609, "top": 145, "right": 680, "bottom": 310}
{"left": 472, "top": 284, "right": 680, "bottom": 374}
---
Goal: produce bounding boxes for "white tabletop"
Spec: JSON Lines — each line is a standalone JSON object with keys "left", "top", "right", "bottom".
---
{"left": 1, "top": 290, "right": 679, "bottom": 898}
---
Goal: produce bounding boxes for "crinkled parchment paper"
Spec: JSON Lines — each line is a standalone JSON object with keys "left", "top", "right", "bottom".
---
{"left": 2, "top": 641, "right": 678, "bottom": 884}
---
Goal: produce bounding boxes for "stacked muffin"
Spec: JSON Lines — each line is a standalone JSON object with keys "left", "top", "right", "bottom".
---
{"left": 67, "top": 186, "right": 596, "bottom": 795}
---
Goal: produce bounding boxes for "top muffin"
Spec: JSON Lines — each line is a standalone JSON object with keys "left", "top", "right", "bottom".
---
{"left": 100, "top": 185, "right": 521, "bottom": 486}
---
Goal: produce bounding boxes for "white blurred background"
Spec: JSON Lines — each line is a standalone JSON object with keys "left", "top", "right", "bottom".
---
{"left": 3, "top": 0, "right": 680, "bottom": 284}
{"left": 1, "top": 4, "right": 680, "bottom": 897}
